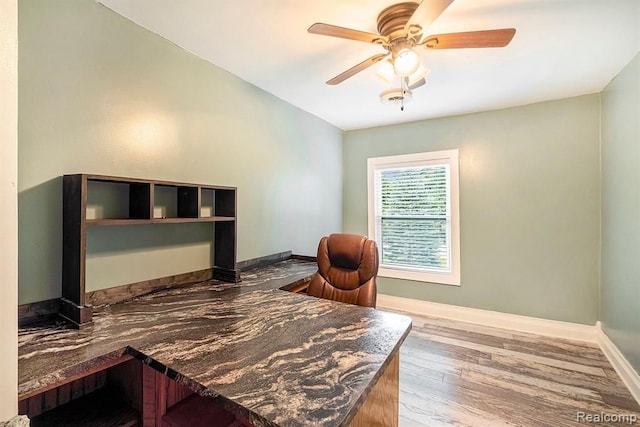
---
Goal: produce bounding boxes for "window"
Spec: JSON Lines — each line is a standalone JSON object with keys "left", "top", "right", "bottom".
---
{"left": 367, "top": 149, "right": 460, "bottom": 285}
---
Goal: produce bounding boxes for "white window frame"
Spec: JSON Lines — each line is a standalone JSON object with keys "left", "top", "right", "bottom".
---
{"left": 367, "top": 149, "right": 460, "bottom": 286}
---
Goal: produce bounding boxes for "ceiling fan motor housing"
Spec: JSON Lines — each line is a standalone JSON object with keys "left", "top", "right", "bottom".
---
{"left": 377, "top": 2, "right": 421, "bottom": 42}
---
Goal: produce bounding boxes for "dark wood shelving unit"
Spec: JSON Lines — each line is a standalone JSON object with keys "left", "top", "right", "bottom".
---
{"left": 62, "top": 174, "right": 239, "bottom": 327}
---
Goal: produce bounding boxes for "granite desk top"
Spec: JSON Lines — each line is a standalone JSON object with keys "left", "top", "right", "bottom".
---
{"left": 19, "top": 259, "right": 412, "bottom": 427}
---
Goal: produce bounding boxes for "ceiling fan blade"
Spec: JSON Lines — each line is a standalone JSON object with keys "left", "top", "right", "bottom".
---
{"left": 404, "top": 0, "right": 454, "bottom": 35}
{"left": 326, "top": 54, "right": 388, "bottom": 85}
{"left": 424, "top": 28, "right": 516, "bottom": 49}
{"left": 408, "top": 77, "right": 426, "bottom": 90}
{"left": 308, "top": 23, "right": 387, "bottom": 44}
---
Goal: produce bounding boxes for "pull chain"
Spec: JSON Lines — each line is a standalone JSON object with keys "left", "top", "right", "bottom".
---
{"left": 400, "top": 77, "right": 406, "bottom": 111}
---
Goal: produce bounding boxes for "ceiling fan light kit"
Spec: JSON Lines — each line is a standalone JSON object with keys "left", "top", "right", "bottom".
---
{"left": 374, "top": 60, "right": 396, "bottom": 85}
{"left": 393, "top": 46, "right": 420, "bottom": 76}
{"left": 308, "top": 0, "right": 516, "bottom": 110}
{"left": 375, "top": 59, "right": 428, "bottom": 86}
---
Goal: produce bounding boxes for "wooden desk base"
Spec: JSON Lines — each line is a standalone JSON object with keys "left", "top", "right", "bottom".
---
{"left": 20, "top": 351, "right": 400, "bottom": 427}
{"left": 349, "top": 351, "right": 399, "bottom": 427}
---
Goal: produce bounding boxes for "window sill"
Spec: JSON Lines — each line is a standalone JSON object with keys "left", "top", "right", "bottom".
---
{"left": 378, "top": 266, "right": 460, "bottom": 286}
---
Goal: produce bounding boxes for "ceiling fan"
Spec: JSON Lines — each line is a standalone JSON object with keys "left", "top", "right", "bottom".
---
{"left": 308, "top": 0, "right": 516, "bottom": 106}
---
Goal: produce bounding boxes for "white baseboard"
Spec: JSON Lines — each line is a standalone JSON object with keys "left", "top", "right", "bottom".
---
{"left": 597, "top": 323, "right": 640, "bottom": 405}
{"left": 377, "top": 294, "right": 597, "bottom": 342}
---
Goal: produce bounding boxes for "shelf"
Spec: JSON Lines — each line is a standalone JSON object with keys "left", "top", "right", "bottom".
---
{"left": 29, "top": 387, "right": 138, "bottom": 427}
{"left": 86, "top": 180, "right": 151, "bottom": 220}
{"left": 153, "top": 184, "right": 200, "bottom": 219}
{"left": 162, "top": 394, "right": 242, "bottom": 427}
{"left": 214, "top": 189, "right": 235, "bottom": 217}
{"left": 200, "top": 188, "right": 214, "bottom": 217}
{"left": 86, "top": 216, "right": 235, "bottom": 226}
{"left": 153, "top": 185, "right": 179, "bottom": 219}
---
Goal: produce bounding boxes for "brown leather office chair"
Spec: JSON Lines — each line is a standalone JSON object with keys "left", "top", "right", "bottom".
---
{"left": 307, "top": 233, "right": 379, "bottom": 308}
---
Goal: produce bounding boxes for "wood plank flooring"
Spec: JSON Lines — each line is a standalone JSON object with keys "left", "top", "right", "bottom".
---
{"left": 391, "top": 310, "right": 640, "bottom": 427}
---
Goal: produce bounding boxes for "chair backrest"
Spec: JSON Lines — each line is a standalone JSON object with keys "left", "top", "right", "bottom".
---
{"left": 307, "top": 233, "right": 379, "bottom": 308}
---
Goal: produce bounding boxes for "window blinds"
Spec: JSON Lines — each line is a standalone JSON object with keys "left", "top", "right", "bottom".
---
{"left": 374, "top": 164, "right": 451, "bottom": 271}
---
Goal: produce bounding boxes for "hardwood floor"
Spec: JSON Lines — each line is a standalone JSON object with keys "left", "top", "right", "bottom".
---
{"left": 392, "top": 311, "right": 640, "bottom": 427}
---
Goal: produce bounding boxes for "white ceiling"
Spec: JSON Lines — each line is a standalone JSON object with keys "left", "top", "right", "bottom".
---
{"left": 98, "top": 0, "right": 640, "bottom": 131}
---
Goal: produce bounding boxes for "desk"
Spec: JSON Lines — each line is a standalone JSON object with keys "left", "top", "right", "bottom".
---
{"left": 19, "top": 260, "right": 412, "bottom": 426}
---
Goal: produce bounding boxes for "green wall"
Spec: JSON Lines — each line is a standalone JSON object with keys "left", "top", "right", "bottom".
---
{"left": 344, "top": 95, "right": 601, "bottom": 325}
{"left": 601, "top": 52, "right": 640, "bottom": 373}
{"left": 18, "top": 0, "right": 342, "bottom": 303}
